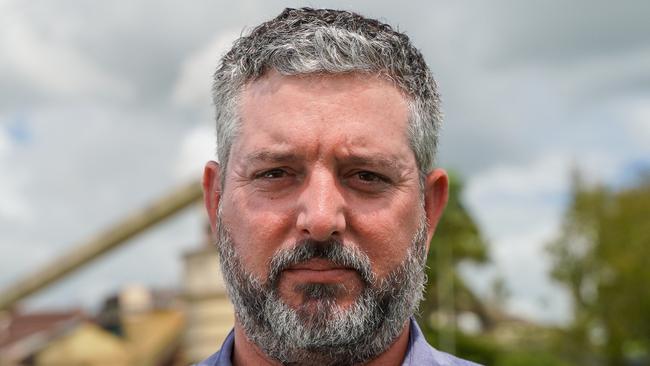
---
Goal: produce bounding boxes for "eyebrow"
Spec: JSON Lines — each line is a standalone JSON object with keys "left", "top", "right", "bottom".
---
{"left": 341, "top": 154, "right": 407, "bottom": 172}
{"left": 243, "top": 149, "right": 409, "bottom": 172}
{"left": 243, "top": 150, "right": 302, "bottom": 165}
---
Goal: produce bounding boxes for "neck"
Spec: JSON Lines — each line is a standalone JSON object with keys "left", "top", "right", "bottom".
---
{"left": 231, "top": 320, "right": 411, "bottom": 366}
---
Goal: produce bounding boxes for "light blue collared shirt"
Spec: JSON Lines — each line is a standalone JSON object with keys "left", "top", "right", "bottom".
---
{"left": 196, "top": 318, "right": 482, "bottom": 366}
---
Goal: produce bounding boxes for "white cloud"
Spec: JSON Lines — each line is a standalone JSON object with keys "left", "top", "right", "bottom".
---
{"left": 491, "top": 226, "right": 572, "bottom": 324}
{"left": 172, "top": 30, "right": 240, "bottom": 109}
{"left": 0, "top": 124, "right": 31, "bottom": 222}
{"left": 0, "top": 176, "right": 30, "bottom": 222}
{"left": 621, "top": 98, "right": 650, "bottom": 152}
{"left": 0, "top": 123, "right": 9, "bottom": 153}
{"left": 461, "top": 154, "right": 569, "bottom": 323}
{"left": 174, "top": 123, "right": 215, "bottom": 181}
{"left": 464, "top": 154, "right": 570, "bottom": 240}
{"left": 461, "top": 152, "right": 627, "bottom": 324}
{"left": 0, "top": 3, "right": 133, "bottom": 100}
{"left": 170, "top": 30, "right": 240, "bottom": 182}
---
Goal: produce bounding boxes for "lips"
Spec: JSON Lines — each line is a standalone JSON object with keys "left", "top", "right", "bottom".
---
{"left": 287, "top": 258, "right": 350, "bottom": 271}
{"left": 282, "top": 259, "right": 358, "bottom": 284}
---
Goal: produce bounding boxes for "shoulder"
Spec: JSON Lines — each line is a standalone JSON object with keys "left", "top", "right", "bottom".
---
{"left": 194, "top": 349, "right": 223, "bottom": 366}
{"left": 406, "top": 319, "right": 483, "bottom": 366}
{"left": 424, "top": 347, "right": 483, "bottom": 366}
{"left": 193, "top": 329, "right": 235, "bottom": 366}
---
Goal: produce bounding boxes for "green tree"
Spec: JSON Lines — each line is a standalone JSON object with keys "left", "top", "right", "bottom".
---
{"left": 417, "top": 172, "right": 492, "bottom": 358}
{"left": 547, "top": 172, "right": 650, "bottom": 365}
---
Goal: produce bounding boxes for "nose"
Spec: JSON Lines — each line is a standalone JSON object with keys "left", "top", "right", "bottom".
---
{"left": 295, "top": 169, "right": 346, "bottom": 241}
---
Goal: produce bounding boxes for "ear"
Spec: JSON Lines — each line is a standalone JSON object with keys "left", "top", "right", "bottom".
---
{"left": 423, "top": 168, "right": 449, "bottom": 251}
{"left": 203, "top": 161, "right": 222, "bottom": 234}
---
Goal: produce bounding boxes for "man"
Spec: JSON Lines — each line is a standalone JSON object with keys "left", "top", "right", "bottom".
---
{"left": 199, "top": 7, "right": 480, "bottom": 366}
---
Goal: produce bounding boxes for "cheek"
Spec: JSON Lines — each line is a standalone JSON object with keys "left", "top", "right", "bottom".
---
{"left": 350, "top": 201, "right": 422, "bottom": 277}
{"left": 221, "top": 195, "right": 296, "bottom": 277}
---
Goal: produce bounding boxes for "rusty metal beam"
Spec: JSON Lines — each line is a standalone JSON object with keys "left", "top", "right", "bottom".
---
{"left": 0, "top": 180, "right": 203, "bottom": 311}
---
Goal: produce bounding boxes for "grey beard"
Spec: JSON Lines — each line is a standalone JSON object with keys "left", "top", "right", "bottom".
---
{"left": 216, "top": 218, "right": 429, "bottom": 366}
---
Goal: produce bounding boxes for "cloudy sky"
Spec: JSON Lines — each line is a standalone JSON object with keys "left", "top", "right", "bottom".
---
{"left": 1, "top": 0, "right": 648, "bottom": 324}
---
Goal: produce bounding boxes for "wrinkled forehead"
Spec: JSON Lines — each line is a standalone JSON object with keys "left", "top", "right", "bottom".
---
{"left": 238, "top": 70, "right": 411, "bottom": 132}
{"left": 239, "top": 71, "right": 410, "bottom": 140}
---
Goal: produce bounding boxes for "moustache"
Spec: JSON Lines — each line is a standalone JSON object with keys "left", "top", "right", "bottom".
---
{"left": 266, "top": 239, "right": 375, "bottom": 289}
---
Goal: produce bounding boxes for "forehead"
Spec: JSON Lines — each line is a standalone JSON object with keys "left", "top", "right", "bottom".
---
{"left": 232, "top": 71, "right": 413, "bottom": 165}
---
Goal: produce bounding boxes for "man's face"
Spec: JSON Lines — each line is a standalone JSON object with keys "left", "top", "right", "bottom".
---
{"left": 204, "top": 71, "right": 448, "bottom": 364}
{"left": 223, "top": 71, "right": 424, "bottom": 294}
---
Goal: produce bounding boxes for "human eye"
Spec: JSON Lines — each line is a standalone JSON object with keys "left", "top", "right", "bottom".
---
{"left": 356, "top": 171, "right": 387, "bottom": 183}
{"left": 346, "top": 170, "right": 392, "bottom": 193}
{"left": 251, "top": 167, "right": 297, "bottom": 192}
{"left": 254, "top": 168, "right": 289, "bottom": 179}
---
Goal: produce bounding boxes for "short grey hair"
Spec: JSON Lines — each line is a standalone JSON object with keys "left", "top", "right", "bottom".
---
{"left": 212, "top": 7, "right": 441, "bottom": 178}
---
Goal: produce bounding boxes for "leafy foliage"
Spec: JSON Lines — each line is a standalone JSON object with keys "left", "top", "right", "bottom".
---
{"left": 547, "top": 173, "right": 650, "bottom": 365}
{"left": 416, "top": 172, "right": 493, "bottom": 362}
{"left": 417, "top": 172, "right": 489, "bottom": 325}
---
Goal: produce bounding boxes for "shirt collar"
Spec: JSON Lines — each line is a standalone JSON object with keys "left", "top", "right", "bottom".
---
{"left": 199, "top": 317, "right": 476, "bottom": 366}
